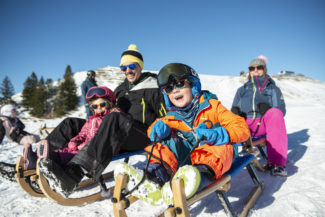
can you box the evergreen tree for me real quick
[0,76,15,105]
[30,77,48,117]
[22,72,38,109]
[54,66,78,116]
[44,78,56,116]
[65,65,72,74]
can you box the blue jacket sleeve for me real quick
[271,86,286,116]
[81,82,88,105]
[232,87,242,109]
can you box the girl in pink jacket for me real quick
[24,86,121,170]
[54,86,121,164]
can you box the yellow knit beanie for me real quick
[120,44,144,69]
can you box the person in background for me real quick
[37,44,166,198]
[231,55,288,177]
[0,104,40,170]
[114,63,250,206]
[81,70,98,118]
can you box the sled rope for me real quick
[122,137,158,198]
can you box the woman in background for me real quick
[231,56,288,177]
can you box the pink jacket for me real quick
[56,108,121,155]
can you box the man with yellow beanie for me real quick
[119,44,144,84]
[36,44,167,198]
[115,44,166,127]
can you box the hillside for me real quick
[1,66,325,217]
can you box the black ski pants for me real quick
[46,112,150,180]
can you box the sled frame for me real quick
[112,153,264,217]
[39,124,54,138]
[15,156,114,199]
[15,156,45,197]
[35,150,145,206]
[243,136,267,171]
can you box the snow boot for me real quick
[114,162,164,206]
[146,163,170,187]
[38,158,84,198]
[161,165,201,206]
[23,144,37,170]
[271,166,287,177]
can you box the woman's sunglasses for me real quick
[161,79,189,95]
[89,101,110,110]
[120,63,137,72]
[249,65,264,72]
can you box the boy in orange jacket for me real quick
[114,63,250,206]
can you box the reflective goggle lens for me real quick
[86,88,107,100]
[120,63,137,72]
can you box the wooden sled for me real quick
[15,156,112,199]
[15,156,45,197]
[112,153,264,217]
[243,136,268,171]
[39,124,54,138]
[36,150,145,206]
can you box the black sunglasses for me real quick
[249,65,264,71]
[161,79,189,95]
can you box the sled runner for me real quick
[16,155,114,199]
[112,152,264,217]
[15,156,45,197]
[36,150,145,206]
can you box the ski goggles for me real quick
[120,63,137,72]
[161,79,189,95]
[158,64,196,87]
[249,65,264,71]
[89,101,110,110]
[86,87,109,100]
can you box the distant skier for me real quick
[81,70,98,118]
[113,63,250,206]
[231,55,288,177]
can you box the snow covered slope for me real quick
[1,67,325,217]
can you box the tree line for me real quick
[0,65,79,118]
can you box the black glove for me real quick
[258,103,271,116]
[231,106,240,115]
[231,106,246,118]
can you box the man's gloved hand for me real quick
[149,120,171,142]
[196,122,229,145]
[258,103,271,116]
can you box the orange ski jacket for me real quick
[146,91,250,178]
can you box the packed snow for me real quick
[1,66,325,217]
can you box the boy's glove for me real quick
[149,120,171,142]
[196,122,229,145]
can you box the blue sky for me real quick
[1,0,324,94]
